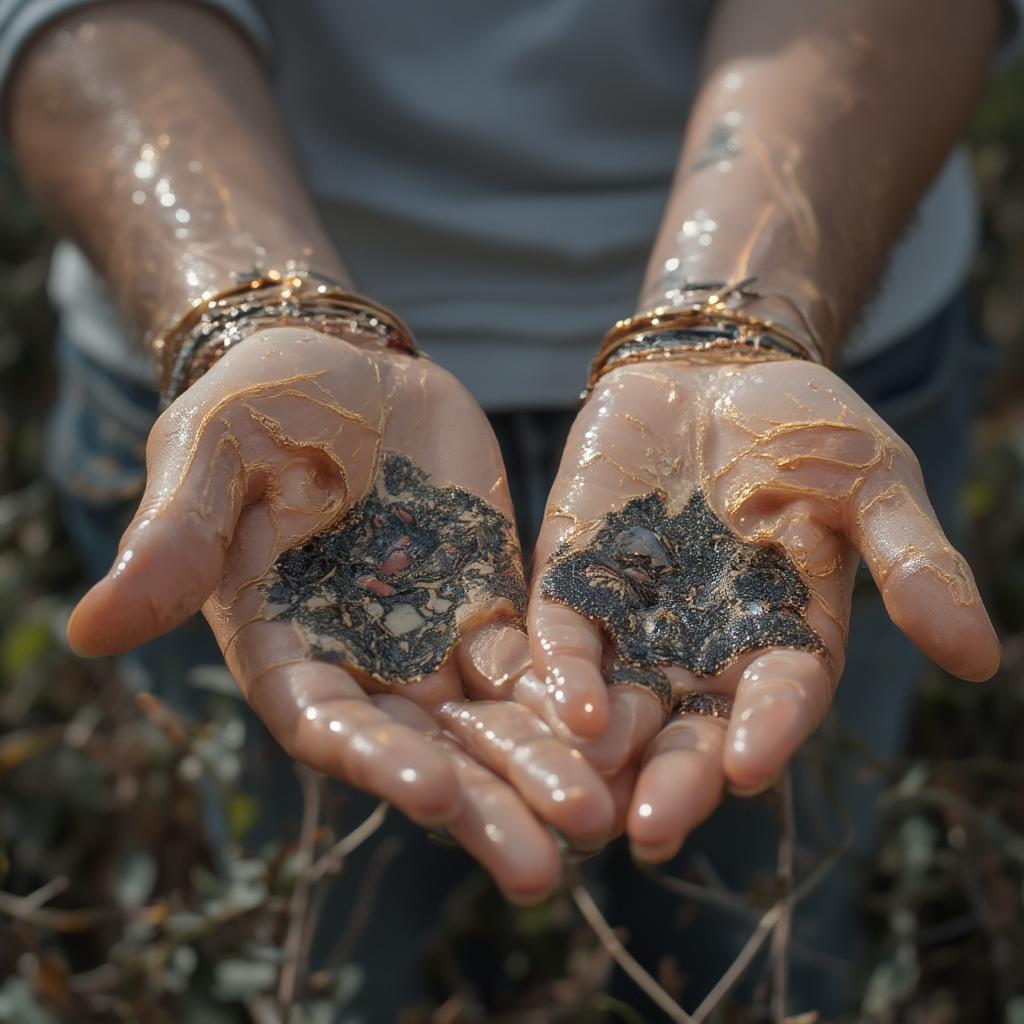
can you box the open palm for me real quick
[526,356,1000,861]
[68,327,613,898]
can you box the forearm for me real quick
[639,0,1000,362]
[7,0,346,345]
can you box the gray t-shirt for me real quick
[1,0,1015,409]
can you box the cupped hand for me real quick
[68,327,614,899]
[526,356,1000,862]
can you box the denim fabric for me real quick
[48,292,993,1019]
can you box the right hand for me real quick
[68,327,615,901]
[523,354,1000,863]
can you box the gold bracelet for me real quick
[149,268,419,404]
[586,289,824,396]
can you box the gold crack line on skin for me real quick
[747,132,818,255]
[770,451,889,471]
[173,371,338,487]
[224,478,297,600]
[238,403,350,506]
[712,409,872,450]
[854,484,971,586]
[300,469,345,516]
[854,481,911,523]
[622,412,655,435]
[723,478,863,517]
[777,140,819,254]
[736,516,845,580]
[195,426,245,523]
[733,200,778,282]
[237,654,313,699]
[541,509,602,554]
[577,451,662,491]
[707,436,882,488]
[809,588,851,649]
[724,416,871,443]
[264,388,380,433]
[777,387,853,424]
[851,482,967,594]
[882,550,977,607]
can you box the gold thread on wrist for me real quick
[149,267,419,405]
[585,279,825,398]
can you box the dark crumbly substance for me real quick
[605,659,673,712]
[263,452,526,684]
[677,691,733,719]
[541,490,823,686]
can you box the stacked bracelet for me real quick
[149,268,419,406]
[585,278,824,398]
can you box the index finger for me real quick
[230,622,461,825]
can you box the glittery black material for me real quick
[263,452,526,684]
[606,660,673,712]
[540,489,823,682]
[677,691,733,719]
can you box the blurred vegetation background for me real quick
[0,50,1023,1024]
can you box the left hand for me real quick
[67,326,615,899]
[524,355,1000,862]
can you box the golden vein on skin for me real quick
[237,400,353,510]
[747,132,818,256]
[731,201,777,285]
[577,451,661,491]
[173,370,344,488]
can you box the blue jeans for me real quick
[48,292,993,1019]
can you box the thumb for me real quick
[68,407,247,656]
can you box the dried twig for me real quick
[637,862,751,918]
[277,767,324,1017]
[643,837,854,975]
[327,836,402,969]
[691,901,784,1023]
[307,800,389,881]
[21,874,69,909]
[135,691,191,750]
[292,799,391,988]
[0,874,117,932]
[771,772,795,1023]
[571,882,695,1024]
[246,996,283,1024]
[691,807,852,1023]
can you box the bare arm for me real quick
[7,2,619,893]
[527,0,1002,859]
[640,0,1000,360]
[7,0,347,343]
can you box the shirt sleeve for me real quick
[0,0,273,108]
